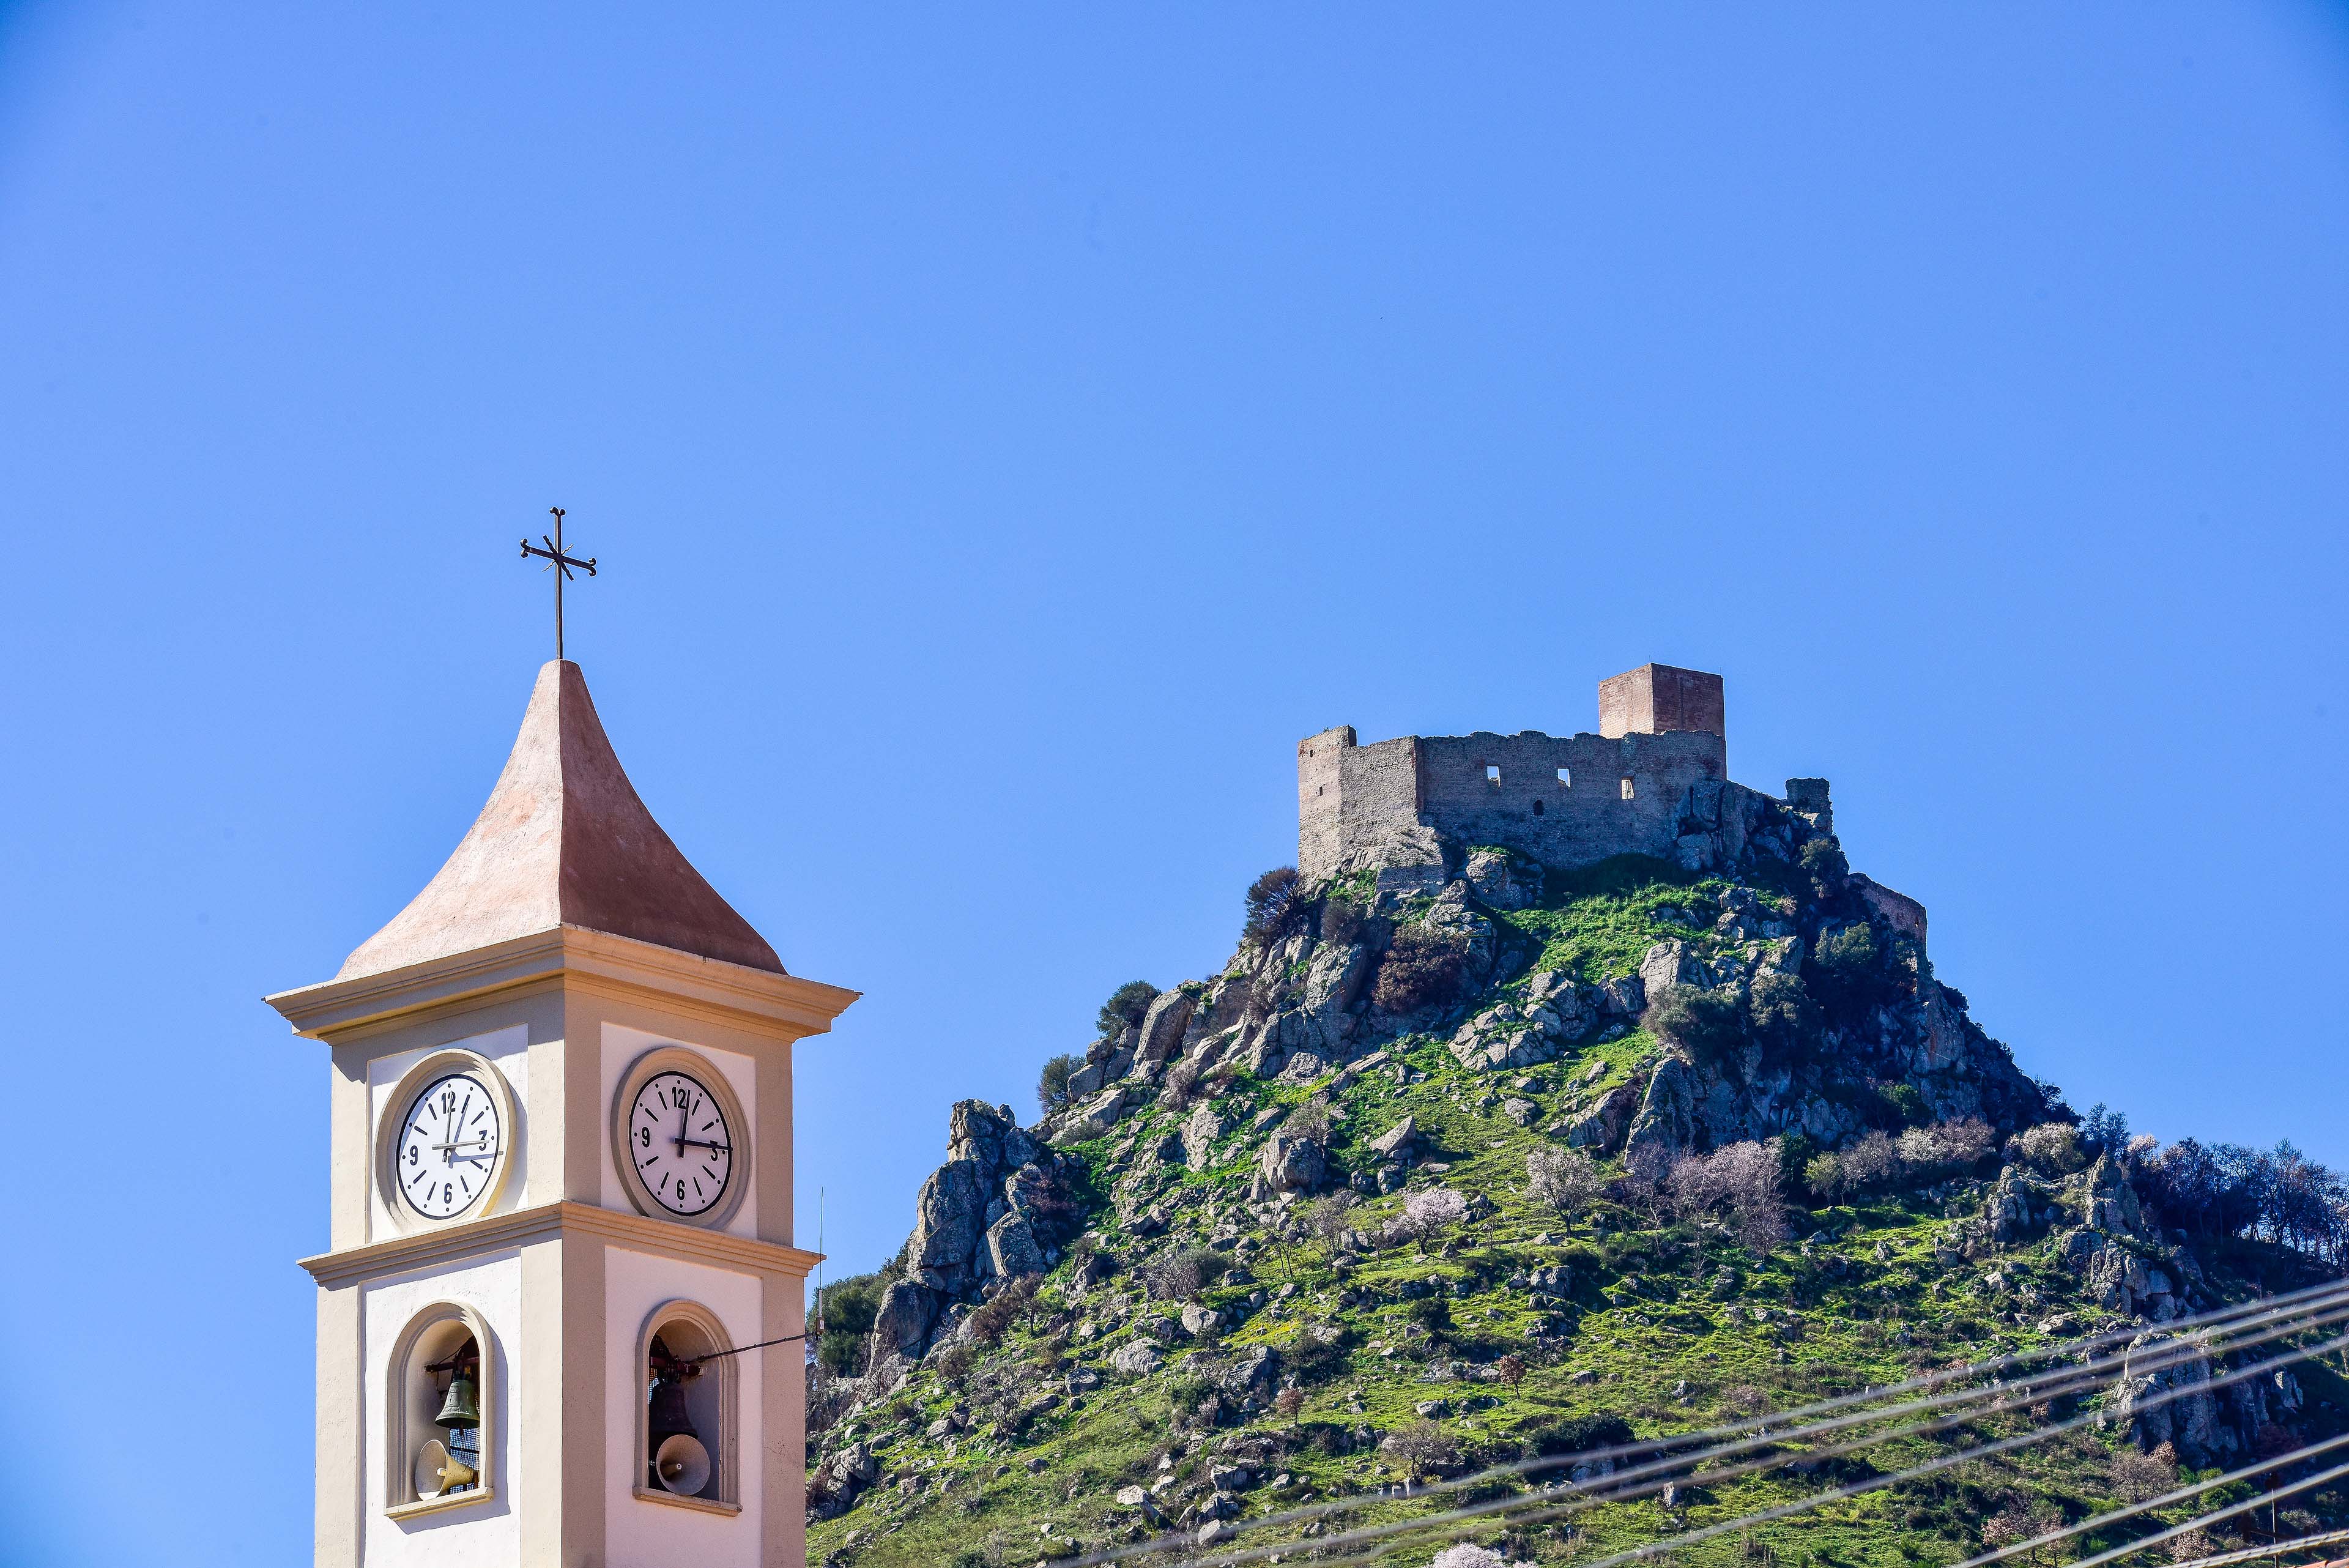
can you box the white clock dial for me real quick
[627,1070,734,1217]
[394,1071,505,1221]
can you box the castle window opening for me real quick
[1620,777,1635,800]
[1557,767,1572,787]
[1532,800,1545,816]
[1484,765,1500,786]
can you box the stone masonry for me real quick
[1300,663,1818,889]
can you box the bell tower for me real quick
[269,660,857,1567]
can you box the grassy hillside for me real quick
[806,861,2349,1568]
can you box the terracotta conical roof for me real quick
[336,661,784,981]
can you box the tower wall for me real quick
[1297,727,1354,883]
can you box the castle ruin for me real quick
[1298,663,1907,924]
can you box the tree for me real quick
[1274,1385,1307,1424]
[1527,1147,1603,1217]
[1304,1192,1361,1260]
[1494,1354,1526,1388]
[1096,981,1159,1039]
[1386,1419,1459,1483]
[1036,1052,1085,1115]
[1242,866,1305,945]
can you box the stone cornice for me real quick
[297,1200,825,1288]
[264,924,859,1042]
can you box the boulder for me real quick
[1638,940,1707,1000]
[985,1211,1048,1280]
[1181,1303,1224,1337]
[869,1279,940,1361]
[1110,1337,1165,1375]
[1464,847,1542,910]
[1502,1098,1538,1127]
[1050,1087,1133,1146]
[1303,940,1378,1020]
[1367,1115,1419,1161]
[1183,1103,1227,1172]
[1258,1127,1328,1192]
[1227,1344,1282,1393]
[1565,1085,1638,1154]
[1136,988,1198,1069]
[1624,1056,1699,1165]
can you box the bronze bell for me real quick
[436,1369,482,1432]
[647,1369,696,1445]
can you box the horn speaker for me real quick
[653,1432,711,1496]
[412,1438,478,1499]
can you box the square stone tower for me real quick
[1598,663,1725,756]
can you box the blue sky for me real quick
[3,5,2347,1562]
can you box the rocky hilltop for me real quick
[806,780,2348,1567]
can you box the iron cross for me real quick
[519,507,597,660]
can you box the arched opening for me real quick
[1532,799,1545,816]
[386,1304,496,1518]
[633,1301,740,1514]
[1620,776,1636,800]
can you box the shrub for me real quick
[1798,834,1849,883]
[1527,1147,1603,1217]
[1097,981,1159,1039]
[1161,1058,1203,1110]
[1304,1192,1359,1256]
[1665,1141,1789,1252]
[1747,970,1819,1046]
[815,1270,889,1377]
[966,1275,1040,1347]
[1373,927,1471,1014]
[1839,1129,1903,1191]
[2112,1444,2176,1503]
[1805,1152,1847,1202]
[1036,1052,1085,1115]
[1286,1101,1333,1144]
[1406,1295,1453,1337]
[1145,1246,1228,1301]
[1878,1082,1929,1128]
[1524,1413,1635,1460]
[1385,1419,1460,1481]
[1288,1331,1353,1385]
[1321,898,1367,945]
[1242,867,1305,945]
[1384,1187,1470,1246]
[2013,1122,2086,1175]
[1645,984,1743,1061]
[1429,1548,1511,1568]
[1809,923,1880,1007]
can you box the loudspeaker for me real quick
[413,1438,478,1500]
[653,1433,712,1496]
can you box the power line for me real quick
[2056,1456,2349,1568]
[1212,1317,2349,1568]
[1950,1431,2349,1568]
[1099,1285,2349,1568]
[2164,1526,2349,1568]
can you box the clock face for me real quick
[626,1070,735,1217]
[394,1071,505,1221]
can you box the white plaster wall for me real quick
[360,1251,524,1568]
[368,1024,530,1243]
[604,1247,764,1568]
[601,1022,759,1237]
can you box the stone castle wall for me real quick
[1297,664,1847,888]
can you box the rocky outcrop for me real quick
[865,1101,1085,1370]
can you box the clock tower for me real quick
[269,660,856,1568]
